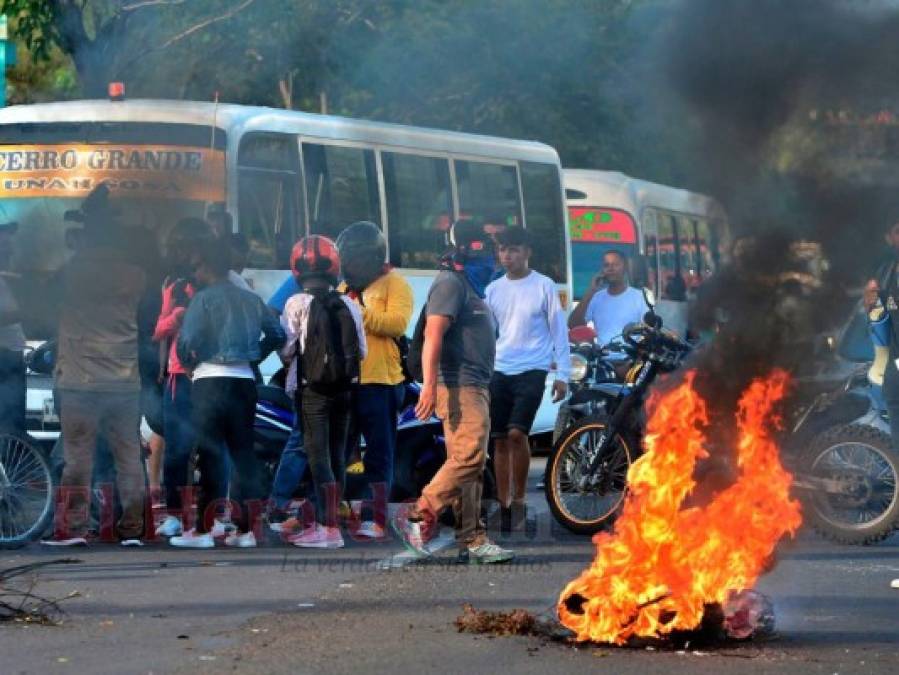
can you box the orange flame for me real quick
[557,369,802,644]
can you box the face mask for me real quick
[462,255,496,298]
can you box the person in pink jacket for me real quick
[152,218,213,541]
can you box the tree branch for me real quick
[158,0,256,51]
[113,0,257,79]
[121,0,187,10]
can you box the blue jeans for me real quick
[270,421,307,512]
[355,383,404,502]
[162,374,195,511]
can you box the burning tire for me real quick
[800,424,899,545]
[544,416,636,535]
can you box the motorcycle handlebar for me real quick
[622,322,692,355]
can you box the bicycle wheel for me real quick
[0,434,54,547]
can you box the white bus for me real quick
[564,169,729,337]
[0,98,571,437]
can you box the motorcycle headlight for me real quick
[569,353,589,382]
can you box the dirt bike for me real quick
[547,302,899,543]
[788,368,899,544]
[550,324,621,445]
[545,293,692,535]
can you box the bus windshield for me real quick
[569,206,637,299]
[0,121,226,337]
[0,122,225,270]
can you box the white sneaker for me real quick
[210,518,238,538]
[120,538,145,547]
[465,540,514,565]
[290,524,344,549]
[356,521,387,540]
[224,531,257,548]
[154,515,183,538]
[169,530,215,549]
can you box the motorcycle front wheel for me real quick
[800,424,899,545]
[544,416,636,535]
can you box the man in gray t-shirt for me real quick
[393,220,512,565]
[425,270,495,387]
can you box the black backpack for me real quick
[300,289,361,390]
[406,306,428,383]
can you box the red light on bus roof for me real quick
[108,82,125,101]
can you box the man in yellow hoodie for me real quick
[337,222,413,539]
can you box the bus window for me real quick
[521,162,567,284]
[657,212,686,302]
[693,219,718,277]
[237,133,301,270]
[454,160,522,230]
[302,143,380,241]
[382,152,452,270]
[677,216,698,291]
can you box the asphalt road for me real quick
[2,458,898,675]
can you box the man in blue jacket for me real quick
[172,238,285,549]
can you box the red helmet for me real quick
[290,235,340,285]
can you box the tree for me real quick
[0,0,687,185]
[0,0,258,96]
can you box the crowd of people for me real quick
[0,191,653,563]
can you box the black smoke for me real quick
[630,0,899,474]
[657,0,899,273]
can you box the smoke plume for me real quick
[631,0,899,471]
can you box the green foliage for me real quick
[0,0,59,60]
[0,0,693,184]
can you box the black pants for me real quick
[0,349,25,435]
[301,387,351,527]
[882,359,899,451]
[192,377,260,533]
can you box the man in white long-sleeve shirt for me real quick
[485,226,570,532]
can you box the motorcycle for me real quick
[787,367,899,545]
[255,380,452,503]
[546,303,899,542]
[544,292,693,534]
[552,325,625,444]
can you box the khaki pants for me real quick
[419,385,489,546]
[57,390,145,539]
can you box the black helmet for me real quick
[448,218,493,259]
[336,221,387,291]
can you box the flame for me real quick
[557,370,802,644]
